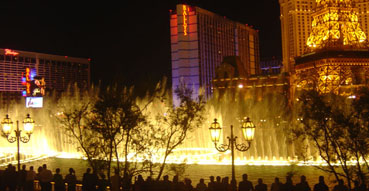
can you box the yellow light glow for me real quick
[2,124,12,134]
[183,5,189,36]
[307,1,368,50]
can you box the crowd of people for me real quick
[0,163,366,191]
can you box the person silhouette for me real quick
[271,177,282,191]
[53,168,64,191]
[255,178,267,191]
[196,178,207,191]
[333,179,348,191]
[65,168,77,191]
[208,176,216,191]
[281,176,295,191]
[239,174,254,191]
[313,176,328,191]
[295,175,311,191]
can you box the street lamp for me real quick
[1,114,35,171]
[209,117,255,191]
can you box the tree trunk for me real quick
[124,131,130,178]
[107,140,113,182]
[114,140,120,174]
[156,153,169,181]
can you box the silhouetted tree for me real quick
[293,88,369,189]
[57,85,107,173]
[88,85,140,180]
[88,80,166,181]
[151,81,206,180]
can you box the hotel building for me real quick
[213,0,369,102]
[279,0,315,73]
[170,4,260,99]
[295,0,369,95]
[279,0,369,73]
[0,48,90,100]
[356,0,369,37]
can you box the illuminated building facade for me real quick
[279,0,369,73]
[214,0,369,101]
[356,0,369,37]
[295,0,369,95]
[260,58,283,75]
[170,4,260,99]
[0,48,90,100]
[212,56,289,100]
[279,0,315,73]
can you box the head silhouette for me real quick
[258,178,263,184]
[216,176,221,182]
[210,176,214,182]
[319,176,324,184]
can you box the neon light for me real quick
[26,68,31,95]
[183,5,189,36]
[30,68,36,80]
[5,49,19,56]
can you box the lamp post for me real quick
[209,117,256,191]
[1,114,35,171]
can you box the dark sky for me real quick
[0,1,281,89]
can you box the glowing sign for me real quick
[30,76,46,97]
[26,68,31,96]
[22,68,44,97]
[5,49,19,56]
[183,5,190,36]
[26,97,43,108]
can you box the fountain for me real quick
[0,86,316,168]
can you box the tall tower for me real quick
[279,0,315,73]
[279,0,369,74]
[306,0,367,49]
[295,0,369,95]
[170,4,260,101]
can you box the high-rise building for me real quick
[279,0,369,73]
[279,0,315,73]
[214,0,369,102]
[0,48,90,99]
[170,4,260,99]
[295,0,369,95]
[356,0,369,36]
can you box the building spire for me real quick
[306,0,368,51]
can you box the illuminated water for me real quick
[0,86,325,187]
[0,88,310,164]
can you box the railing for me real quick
[33,180,110,191]
[34,180,41,191]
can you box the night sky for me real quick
[0,1,281,90]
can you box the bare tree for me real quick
[151,82,206,180]
[57,84,107,173]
